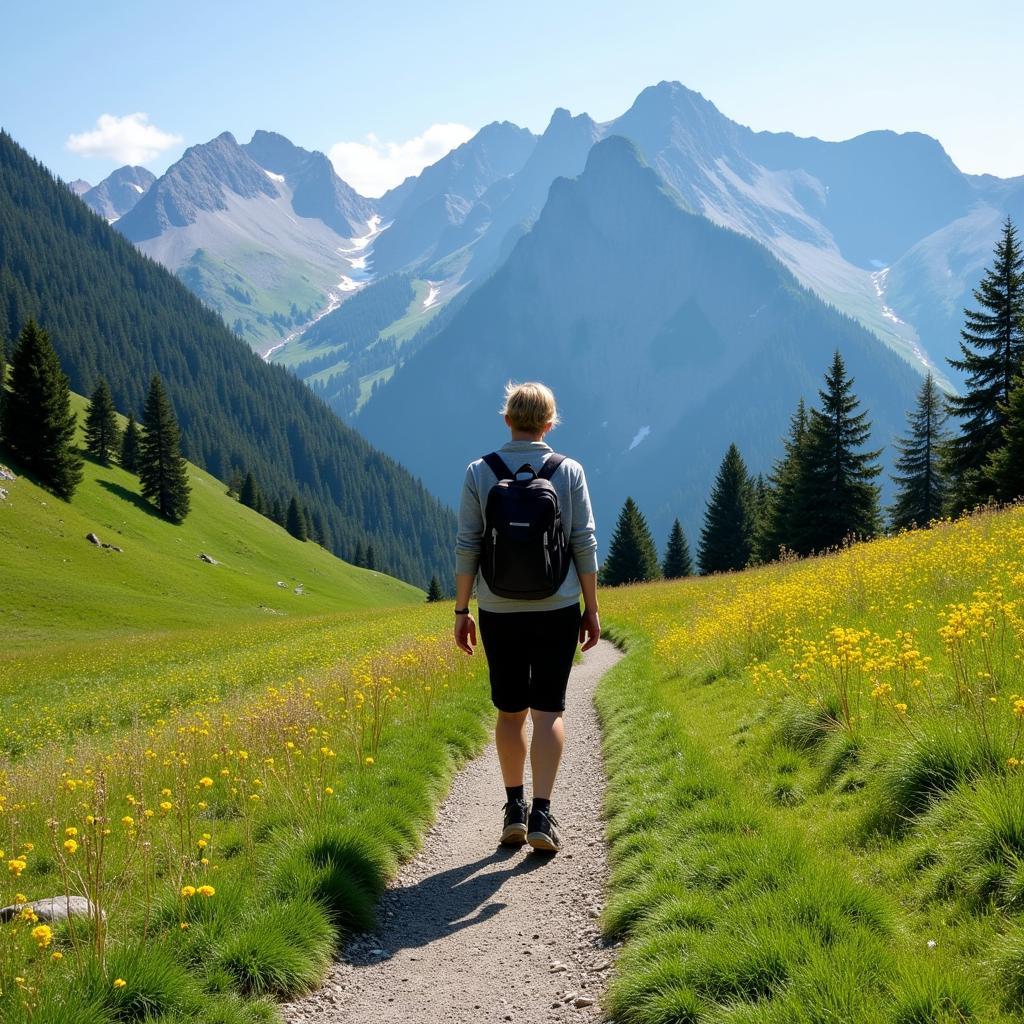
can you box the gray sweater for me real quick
[456,439,599,612]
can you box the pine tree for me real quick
[365,544,376,571]
[426,575,444,602]
[226,467,243,498]
[0,320,83,499]
[756,400,809,563]
[698,444,756,575]
[84,378,120,465]
[138,375,191,523]
[600,497,661,586]
[353,540,366,568]
[945,218,1024,509]
[239,471,261,510]
[120,415,140,472]
[889,373,949,530]
[662,518,693,578]
[310,509,328,547]
[271,497,286,528]
[286,496,308,540]
[986,375,1024,501]
[791,353,882,554]
[0,333,7,437]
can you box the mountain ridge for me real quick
[356,134,922,547]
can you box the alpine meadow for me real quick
[4,6,1024,1023]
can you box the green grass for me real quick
[177,246,336,354]
[0,395,493,1024]
[0,604,493,1024]
[377,279,443,346]
[596,626,1003,1022]
[0,393,420,653]
[597,508,1024,1022]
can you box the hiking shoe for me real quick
[527,807,561,853]
[500,797,529,846]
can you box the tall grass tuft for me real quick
[213,897,334,997]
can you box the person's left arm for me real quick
[453,465,482,654]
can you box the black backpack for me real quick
[479,451,572,599]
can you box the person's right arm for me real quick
[578,571,600,651]
[570,463,601,650]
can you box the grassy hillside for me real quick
[0,598,492,1024]
[598,506,1024,1022]
[0,130,457,588]
[0,393,421,652]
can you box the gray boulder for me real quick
[198,553,218,564]
[86,532,102,546]
[0,895,104,924]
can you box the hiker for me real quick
[454,381,600,853]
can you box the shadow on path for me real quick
[348,844,553,964]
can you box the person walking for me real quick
[454,381,600,853]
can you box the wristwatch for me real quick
[454,606,470,615]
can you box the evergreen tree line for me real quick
[601,218,1024,582]
[0,320,191,522]
[229,466,376,555]
[0,130,455,588]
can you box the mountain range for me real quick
[93,82,1022,389]
[357,135,923,543]
[44,80,1024,549]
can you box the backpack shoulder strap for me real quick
[482,452,514,480]
[537,452,568,481]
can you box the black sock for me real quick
[505,784,524,804]
[531,797,551,814]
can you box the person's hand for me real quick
[454,613,477,655]
[580,607,601,651]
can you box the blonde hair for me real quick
[501,380,561,433]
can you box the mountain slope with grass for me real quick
[0,129,455,588]
[0,393,421,651]
[597,505,1024,1022]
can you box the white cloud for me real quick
[66,113,183,165]
[328,122,474,198]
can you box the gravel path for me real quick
[284,638,623,1024]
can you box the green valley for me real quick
[0,393,420,652]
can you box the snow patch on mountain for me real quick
[871,267,907,325]
[423,283,440,308]
[264,170,286,183]
[628,426,651,451]
[338,215,383,254]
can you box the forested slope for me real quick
[0,130,455,586]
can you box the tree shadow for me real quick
[96,478,160,518]
[0,449,69,502]
[345,845,554,964]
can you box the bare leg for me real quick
[529,709,565,800]
[495,709,529,788]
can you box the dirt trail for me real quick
[284,638,623,1024]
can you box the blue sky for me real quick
[3,0,1022,194]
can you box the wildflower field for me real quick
[596,505,1024,1023]
[9,473,1024,1024]
[0,604,491,1023]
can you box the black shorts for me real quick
[477,602,582,713]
